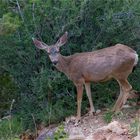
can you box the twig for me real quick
[31,113,38,138]
[9,99,15,139]
[16,0,32,38]
[32,2,42,40]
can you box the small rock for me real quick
[94,120,98,123]
[69,134,85,140]
[134,134,140,140]
[65,116,76,124]
[68,127,85,140]
[96,109,101,114]
[122,104,131,108]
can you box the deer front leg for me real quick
[85,82,95,114]
[76,84,83,121]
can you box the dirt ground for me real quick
[65,107,140,140]
[35,105,140,140]
[19,91,140,140]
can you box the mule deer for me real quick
[32,32,138,121]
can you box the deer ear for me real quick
[32,38,49,50]
[56,32,68,47]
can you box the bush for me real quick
[0,0,140,134]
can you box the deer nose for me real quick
[52,61,58,65]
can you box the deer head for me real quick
[32,32,68,65]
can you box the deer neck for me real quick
[55,54,71,77]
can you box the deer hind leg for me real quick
[85,82,95,114]
[112,84,123,112]
[113,79,132,112]
[76,84,84,121]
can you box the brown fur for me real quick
[56,44,136,83]
[33,32,138,121]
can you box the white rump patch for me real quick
[134,53,138,65]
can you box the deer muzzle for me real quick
[52,61,58,65]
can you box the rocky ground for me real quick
[34,106,140,140]
[19,91,140,140]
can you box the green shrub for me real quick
[0,117,23,140]
[0,71,18,117]
[103,111,114,123]
[0,0,140,136]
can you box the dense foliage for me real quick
[0,0,140,136]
